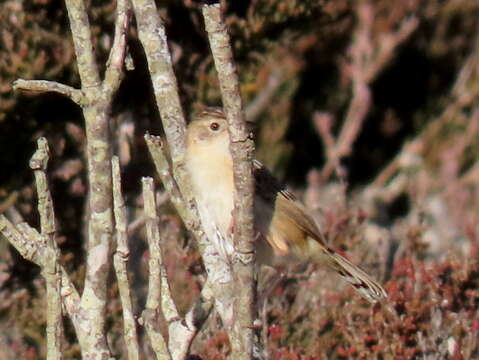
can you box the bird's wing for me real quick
[253,160,325,245]
[253,159,297,202]
[253,160,387,302]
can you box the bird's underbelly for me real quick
[199,188,234,234]
[187,153,235,233]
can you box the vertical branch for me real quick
[104,0,132,98]
[112,156,140,360]
[64,0,101,88]
[141,177,172,359]
[132,0,231,351]
[143,139,215,359]
[64,0,113,323]
[10,0,129,357]
[203,4,258,359]
[130,0,187,168]
[63,0,129,356]
[29,138,63,360]
[131,4,224,303]
[133,1,257,357]
[64,1,113,353]
[144,135,196,232]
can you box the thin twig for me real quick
[12,79,84,105]
[144,136,214,359]
[144,135,194,230]
[319,2,418,182]
[0,215,82,321]
[112,156,140,360]
[245,68,282,123]
[29,138,63,360]
[141,177,172,359]
[104,0,132,99]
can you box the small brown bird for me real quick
[185,107,387,303]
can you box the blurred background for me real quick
[1,0,479,358]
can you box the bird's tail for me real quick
[321,249,387,303]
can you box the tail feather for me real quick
[326,250,387,303]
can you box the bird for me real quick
[184,107,387,303]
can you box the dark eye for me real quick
[210,122,220,131]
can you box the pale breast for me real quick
[186,144,235,236]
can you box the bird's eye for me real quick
[210,122,220,131]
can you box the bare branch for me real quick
[130,0,187,165]
[29,138,63,360]
[203,4,259,359]
[30,138,56,237]
[12,79,84,105]
[142,177,172,359]
[0,215,83,331]
[0,217,44,265]
[132,0,208,262]
[112,156,140,360]
[104,0,132,99]
[144,135,194,229]
[142,177,215,360]
[64,0,101,88]
[8,0,134,357]
[144,136,214,359]
[63,0,124,356]
[245,69,282,123]
[133,2,256,357]
[319,2,418,182]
